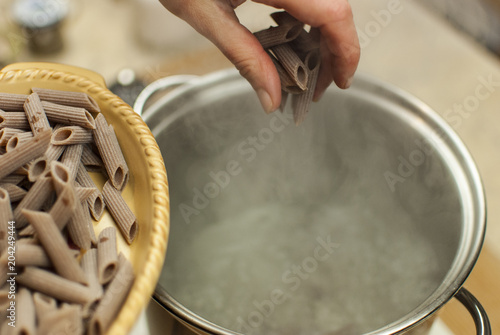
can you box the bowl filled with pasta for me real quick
[0,62,169,335]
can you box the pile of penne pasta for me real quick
[254,11,321,125]
[0,88,137,334]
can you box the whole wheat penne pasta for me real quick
[61,144,83,181]
[41,190,57,213]
[26,144,65,184]
[52,126,93,146]
[280,90,289,113]
[0,110,31,130]
[93,114,129,190]
[41,100,96,129]
[102,181,138,244]
[289,28,321,56]
[38,304,83,335]
[76,186,95,203]
[13,166,29,176]
[51,185,77,230]
[33,293,57,321]
[27,156,49,182]
[82,144,104,169]
[97,227,119,284]
[17,267,93,304]
[18,225,35,237]
[21,184,75,234]
[81,249,104,300]
[26,125,63,182]
[269,52,304,94]
[109,124,130,186]
[271,11,300,26]
[0,129,51,182]
[271,43,308,90]
[0,174,24,185]
[50,161,71,195]
[89,253,135,335]
[13,174,53,228]
[81,249,104,317]
[76,163,105,220]
[45,141,66,161]
[23,92,51,135]
[32,87,100,113]
[68,198,93,250]
[6,131,33,152]
[23,210,88,285]
[84,201,98,246]
[0,127,23,145]
[292,50,321,125]
[14,288,36,335]
[0,92,28,111]
[0,188,12,253]
[0,183,27,202]
[89,189,105,220]
[254,23,303,49]
[14,243,51,267]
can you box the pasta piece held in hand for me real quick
[271,43,308,90]
[254,22,303,49]
[292,50,321,125]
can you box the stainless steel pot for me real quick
[136,69,490,335]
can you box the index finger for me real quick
[252,0,360,90]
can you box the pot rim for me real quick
[150,68,487,335]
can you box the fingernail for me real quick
[344,76,354,89]
[257,89,274,114]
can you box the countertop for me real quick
[3,0,499,333]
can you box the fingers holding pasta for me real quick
[253,0,360,97]
[158,0,359,113]
[158,0,282,113]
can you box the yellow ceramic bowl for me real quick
[0,62,170,335]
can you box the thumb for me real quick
[219,27,281,113]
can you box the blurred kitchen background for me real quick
[1,0,499,334]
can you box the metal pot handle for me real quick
[133,75,198,116]
[455,288,491,335]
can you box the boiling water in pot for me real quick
[154,82,462,334]
[162,202,441,334]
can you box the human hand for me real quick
[158,0,360,113]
